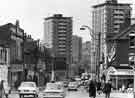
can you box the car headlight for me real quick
[60,92,64,96]
[43,93,47,96]
[30,90,36,93]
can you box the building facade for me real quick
[92,0,132,78]
[44,14,73,79]
[81,41,94,73]
[0,21,24,88]
[72,35,82,64]
[105,24,135,89]
[70,35,82,76]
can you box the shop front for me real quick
[9,64,24,89]
[107,66,134,90]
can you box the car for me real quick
[63,80,69,88]
[18,81,38,98]
[126,87,133,93]
[68,82,78,91]
[42,82,66,98]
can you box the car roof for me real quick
[21,82,36,85]
[21,81,35,83]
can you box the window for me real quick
[129,32,135,48]
[129,55,135,66]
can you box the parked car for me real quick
[126,87,133,93]
[42,82,66,98]
[18,81,38,98]
[63,80,69,88]
[126,84,133,93]
[68,82,78,91]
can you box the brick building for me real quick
[105,24,135,90]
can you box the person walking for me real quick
[0,80,6,98]
[97,80,102,95]
[103,80,112,98]
[121,84,125,93]
[0,80,3,98]
[88,78,96,98]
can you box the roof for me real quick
[45,14,72,20]
[111,24,135,40]
[93,2,131,8]
[0,23,24,33]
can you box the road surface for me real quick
[8,86,133,98]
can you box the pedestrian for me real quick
[121,84,125,93]
[0,80,3,98]
[88,78,96,98]
[27,75,33,81]
[97,80,102,95]
[103,80,112,98]
[0,80,6,98]
[33,74,38,86]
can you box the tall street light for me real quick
[80,25,101,81]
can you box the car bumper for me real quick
[68,87,77,90]
[19,92,37,96]
[43,96,64,98]
[20,94,37,98]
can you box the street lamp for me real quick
[80,25,95,75]
[80,25,94,39]
[80,25,101,81]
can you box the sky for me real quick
[0,0,135,42]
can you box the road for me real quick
[8,86,133,98]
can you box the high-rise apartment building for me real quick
[44,14,72,79]
[92,0,132,72]
[82,41,93,73]
[72,35,82,64]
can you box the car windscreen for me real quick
[46,83,62,90]
[69,82,77,85]
[21,82,36,87]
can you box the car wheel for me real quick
[19,94,24,98]
[36,94,38,98]
[5,94,8,98]
[33,94,38,98]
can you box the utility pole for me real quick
[97,32,101,81]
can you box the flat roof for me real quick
[45,14,72,20]
[93,2,131,8]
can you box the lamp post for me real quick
[51,55,55,81]
[80,25,101,81]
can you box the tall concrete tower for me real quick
[92,1,131,78]
[44,14,73,80]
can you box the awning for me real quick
[107,66,134,76]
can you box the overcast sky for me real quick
[0,0,134,42]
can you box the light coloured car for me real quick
[68,82,78,91]
[126,87,133,93]
[18,82,38,98]
[42,82,66,98]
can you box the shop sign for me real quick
[109,70,134,75]
[117,70,134,75]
